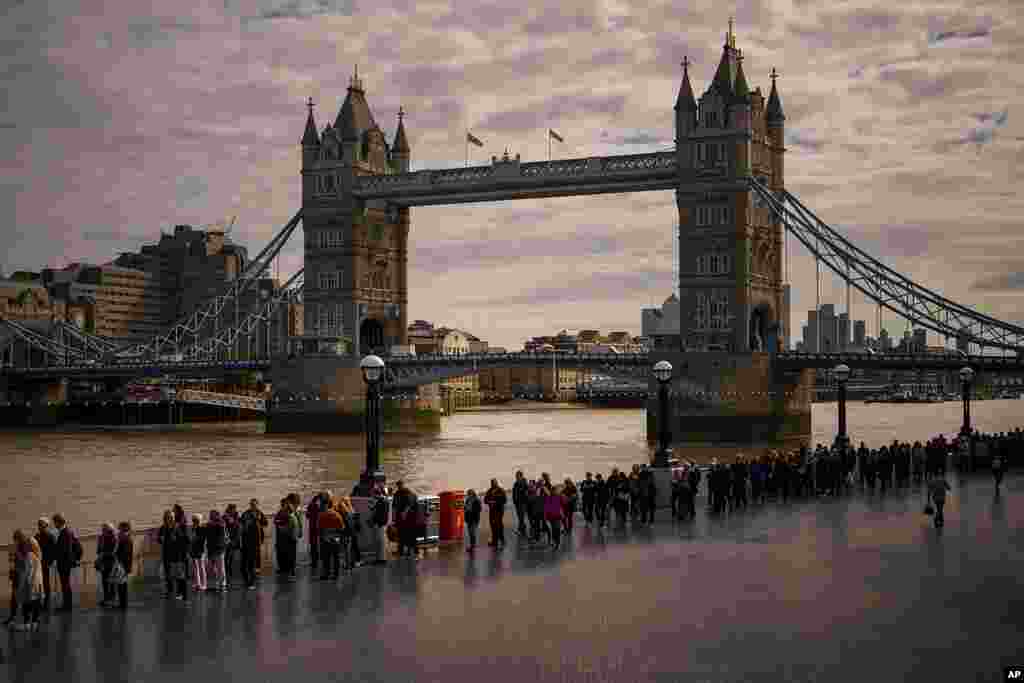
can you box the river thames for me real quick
[0,399,1020,541]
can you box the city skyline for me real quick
[3,1,1023,351]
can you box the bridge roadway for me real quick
[3,351,1023,384]
[2,470,1021,681]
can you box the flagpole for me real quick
[547,127,551,161]
[466,129,469,167]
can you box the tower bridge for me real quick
[3,22,1024,450]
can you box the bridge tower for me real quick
[654,21,810,456]
[674,21,788,353]
[300,68,410,358]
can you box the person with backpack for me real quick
[580,472,596,526]
[544,486,565,549]
[335,497,359,570]
[463,489,483,552]
[369,485,390,565]
[51,513,81,613]
[928,477,952,528]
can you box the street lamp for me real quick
[355,353,385,496]
[652,360,673,468]
[833,363,850,451]
[959,366,974,438]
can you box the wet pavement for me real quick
[4,471,1023,682]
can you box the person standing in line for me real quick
[114,522,133,610]
[10,531,43,632]
[96,523,118,608]
[464,489,483,552]
[34,517,57,611]
[239,499,266,591]
[391,481,415,559]
[594,473,609,527]
[562,478,579,534]
[580,472,596,525]
[368,485,390,565]
[527,482,545,543]
[306,493,325,576]
[317,498,345,580]
[205,510,227,592]
[512,471,529,537]
[992,451,1005,492]
[223,504,241,589]
[157,511,176,598]
[5,542,18,627]
[639,466,656,524]
[484,478,507,550]
[545,486,565,549]
[273,499,296,579]
[928,477,952,528]
[51,513,79,613]
[188,514,207,592]
[170,509,191,602]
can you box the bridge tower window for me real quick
[318,270,341,290]
[695,293,709,330]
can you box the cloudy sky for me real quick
[2,0,1022,350]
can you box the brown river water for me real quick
[1,400,1021,542]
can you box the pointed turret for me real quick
[393,107,409,153]
[675,56,697,112]
[732,55,750,102]
[711,45,734,97]
[336,65,377,147]
[675,57,697,141]
[766,67,785,123]
[301,97,320,146]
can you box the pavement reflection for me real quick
[3,472,1023,682]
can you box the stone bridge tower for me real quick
[674,21,788,353]
[300,68,410,358]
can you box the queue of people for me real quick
[5,427,1019,634]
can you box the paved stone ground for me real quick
[3,471,1023,683]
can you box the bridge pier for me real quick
[265,356,442,434]
[647,351,813,461]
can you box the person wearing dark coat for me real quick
[157,510,177,598]
[464,489,483,551]
[594,474,610,527]
[512,471,529,536]
[392,481,420,559]
[34,517,58,609]
[580,473,596,525]
[483,479,508,549]
[240,499,268,590]
[527,482,545,542]
[223,504,241,587]
[51,513,78,612]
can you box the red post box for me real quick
[439,490,465,543]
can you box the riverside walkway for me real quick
[4,471,1023,682]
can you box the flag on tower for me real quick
[466,131,484,147]
[548,129,564,143]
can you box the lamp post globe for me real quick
[361,354,385,384]
[653,360,673,384]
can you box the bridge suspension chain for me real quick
[750,179,1024,353]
